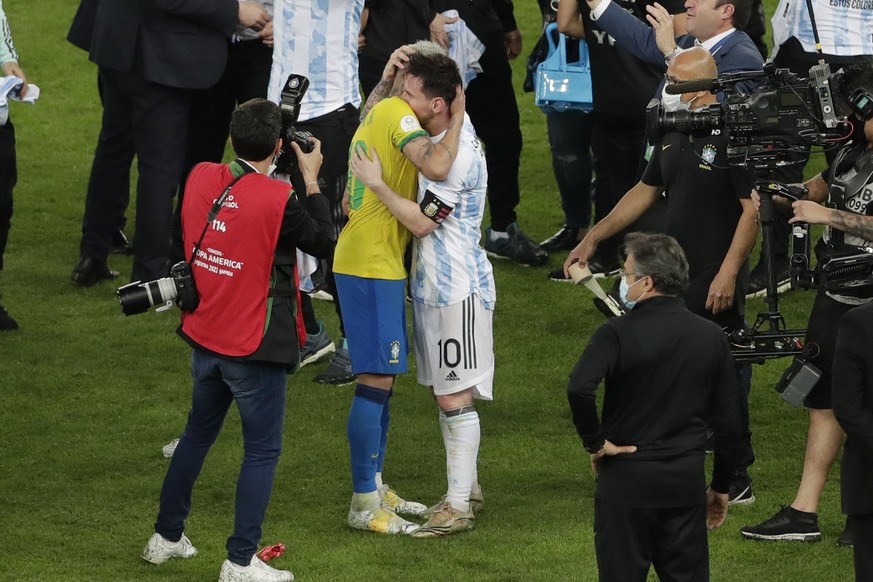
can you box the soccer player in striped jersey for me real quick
[350,41,495,537]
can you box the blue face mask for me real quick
[619,275,646,310]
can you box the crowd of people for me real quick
[2,0,873,581]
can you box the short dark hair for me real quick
[623,232,689,296]
[405,42,462,104]
[716,0,751,29]
[229,98,281,161]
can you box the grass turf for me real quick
[0,0,854,580]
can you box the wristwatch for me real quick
[664,45,682,65]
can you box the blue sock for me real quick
[347,384,390,494]
[377,390,393,474]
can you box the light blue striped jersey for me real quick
[772,0,873,56]
[411,114,496,309]
[268,0,363,121]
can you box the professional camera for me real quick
[648,62,861,171]
[117,261,199,316]
[274,74,315,175]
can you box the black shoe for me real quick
[110,229,133,255]
[540,226,583,252]
[587,257,621,279]
[484,223,549,267]
[746,258,791,299]
[740,505,822,542]
[836,520,854,547]
[547,267,573,282]
[71,256,120,287]
[0,301,18,331]
[728,481,755,505]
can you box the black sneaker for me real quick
[484,223,549,267]
[728,482,755,505]
[587,257,621,279]
[740,506,822,542]
[746,258,791,299]
[314,337,356,386]
[540,226,583,252]
[548,267,573,282]
[110,229,133,255]
[0,301,18,331]
[836,520,853,548]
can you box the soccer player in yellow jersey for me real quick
[335,42,465,535]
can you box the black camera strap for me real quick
[187,170,251,266]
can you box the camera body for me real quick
[648,62,858,171]
[775,350,822,407]
[117,260,200,316]
[274,74,315,175]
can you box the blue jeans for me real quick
[546,109,593,229]
[155,349,287,566]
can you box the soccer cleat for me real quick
[469,484,485,514]
[141,532,198,564]
[740,506,822,542]
[483,223,549,267]
[586,257,621,279]
[746,258,791,299]
[218,555,294,582]
[162,438,180,459]
[314,338,355,385]
[411,501,475,538]
[347,506,419,535]
[379,485,427,517]
[299,322,335,368]
[728,482,755,506]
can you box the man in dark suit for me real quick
[567,232,743,581]
[834,300,873,581]
[587,0,763,99]
[71,0,270,286]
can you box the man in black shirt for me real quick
[568,232,743,581]
[564,46,758,496]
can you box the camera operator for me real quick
[741,67,873,546]
[141,98,334,582]
[564,46,759,504]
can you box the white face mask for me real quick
[661,91,691,113]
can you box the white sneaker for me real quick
[162,438,180,458]
[218,556,294,582]
[141,532,197,564]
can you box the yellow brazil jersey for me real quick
[334,97,428,280]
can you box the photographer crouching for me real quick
[140,98,334,582]
[741,66,873,546]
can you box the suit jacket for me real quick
[67,0,98,52]
[89,0,238,89]
[833,301,873,516]
[596,2,764,99]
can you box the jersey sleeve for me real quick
[641,146,665,187]
[385,98,428,151]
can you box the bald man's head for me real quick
[669,47,717,82]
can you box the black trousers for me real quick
[594,498,709,582]
[850,513,873,582]
[79,67,190,282]
[172,39,273,264]
[293,105,359,337]
[591,111,663,263]
[465,51,523,231]
[0,119,16,272]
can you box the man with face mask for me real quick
[565,45,758,500]
[567,231,743,581]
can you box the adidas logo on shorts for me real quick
[445,370,460,382]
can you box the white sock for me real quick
[489,229,509,240]
[443,409,480,513]
[375,472,384,489]
[350,491,380,512]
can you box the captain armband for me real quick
[419,189,453,224]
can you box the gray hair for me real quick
[623,232,689,296]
